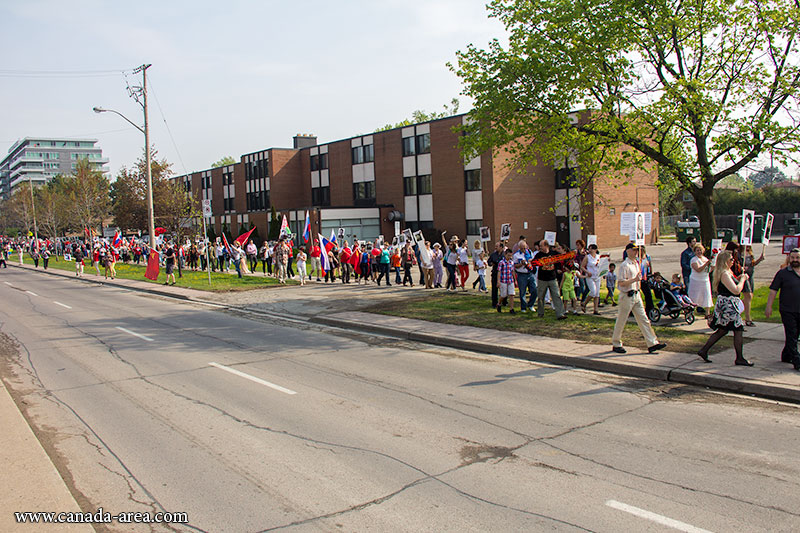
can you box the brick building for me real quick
[174,113,658,249]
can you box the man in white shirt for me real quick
[611,244,667,354]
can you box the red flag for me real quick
[144,250,160,280]
[221,233,233,254]
[234,227,255,246]
[351,247,361,276]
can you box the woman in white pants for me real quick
[581,244,602,315]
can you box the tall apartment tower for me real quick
[0,137,108,199]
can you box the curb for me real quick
[312,315,799,403]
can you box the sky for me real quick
[0,0,506,178]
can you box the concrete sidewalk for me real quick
[0,379,93,532]
[313,311,800,403]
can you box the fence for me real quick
[660,212,799,238]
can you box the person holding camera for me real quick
[611,243,667,354]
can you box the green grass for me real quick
[371,292,738,355]
[14,253,295,292]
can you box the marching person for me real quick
[765,248,800,371]
[611,243,667,354]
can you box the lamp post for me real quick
[93,64,154,250]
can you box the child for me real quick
[560,265,579,314]
[497,249,516,314]
[474,252,487,292]
[604,262,617,306]
[670,273,694,307]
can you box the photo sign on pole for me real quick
[544,231,556,245]
[479,226,491,242]
[762,213,774,245]
[500,223,511,241]
[587,235,597,247]
[740,209,755,245]
[620,212,652,238]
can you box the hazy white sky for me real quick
[0,0,505,178]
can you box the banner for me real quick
[144,250,160,280]
[762,213,774,245]
[530,250,576,267]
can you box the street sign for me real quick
[202,199,212,218]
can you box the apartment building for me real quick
[0,137,108,199]
[175,114,658,249]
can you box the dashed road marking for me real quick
[116,326,154,342]
[606,500,714,533]
[26,290,38,296]
[53,301,73,309]
[208,362,297,395]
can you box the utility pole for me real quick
[28,175,38,242]
[134,63,156,250]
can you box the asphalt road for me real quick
[1,268,799,532]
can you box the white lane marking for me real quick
[606,500,714,533]
[4,281,12,286]
[53,301,73,309]
[208,362,297,395]
[115,326,154,342]
[26,290,38,296]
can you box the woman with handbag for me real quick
[697,251,752,366]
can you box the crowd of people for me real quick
[2,230,798,371]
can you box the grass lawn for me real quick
[372,292,740,355]
[14,254,294,292]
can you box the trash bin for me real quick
[785,217,800,235]
[716,228,735,242]
[676,220,701,241]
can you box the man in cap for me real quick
[611,243,667,354]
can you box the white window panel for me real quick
[462,115,474,126]
[363,135,373,145]
[320,145,328,154]
[352,163,365,183]
[418,194,433,221]
[321,169,329,186]
[416,123,430,135]
[401,126,414,138]
[464,155,481,171]
[266,178,270,190]
[417,153,432,175]
[351,138,362,148]
[404,196,418,222]
[311,147,319,156]
[243,214,249,224]
[403,156,416,177]
[229,184,235,197]
[555,189,567,217]
[246,181,251,193]
[465,191,483,220]
[364,162,374,181]
[311,171,320,188]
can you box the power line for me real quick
[0,68,135,79]
[147,74,189,177]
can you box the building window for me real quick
[310,155,319,171]
[555,167,574,189]
[465,169,481,191]
[403,176,417,196]
[402,137,415,157]
[416,133,431,154]
[363,144,374,162]
[312,186,330,206]
[247,191,269,211]
[417,174,432,195]
[224,198,234,212]
[319,153,328,169]
[466,220,483,235]
[406,221,434,232]
[351,146,363,164]
[353,181,376,206]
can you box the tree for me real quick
[111,147,177,235]
[66,158,111,236]
[2,187,35,236]
[155,178,199,242]
[36,176,71,240]
[452,0,800,246]
[375,98,461,132]
[211,156,236,168]
[749,166,787,189]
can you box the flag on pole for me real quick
[329,229,337,245]
[318,234,331,276]
[321,234,335,253]
[302,211,311,243]
[234,227,255,246]
[280,215,290,238]
[221,233,233,255]
[145,250,160,280]
[112,230,122,248]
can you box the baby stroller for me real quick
[647,279,696,325]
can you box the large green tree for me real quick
[452,0,800,245]
[67,158,111,236]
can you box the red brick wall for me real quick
[327,140,351,206]
[431,117,467,237]
[491,147,556,245]
[270,149,304,211]
[374,129,403,237]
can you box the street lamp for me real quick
[93,64,154,251]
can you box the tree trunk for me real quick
[694,189,717,249]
